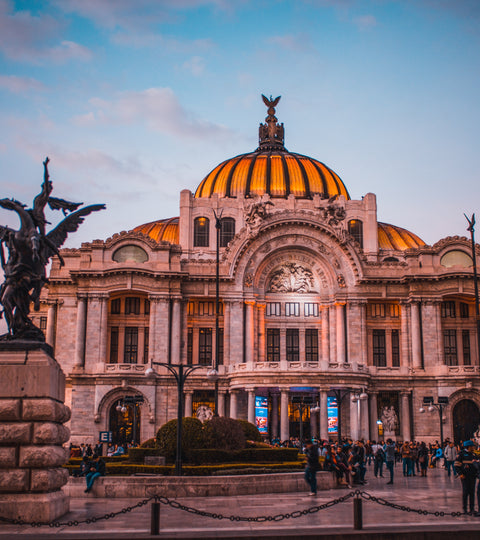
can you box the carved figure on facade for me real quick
[196,405,214,423]
[337,274,346,288]
[0,157,105,341]
[268,262,315,293]
[319,197,346,228]
[244,273,254,287]
[244,196,274,235]
[381,405,398,432]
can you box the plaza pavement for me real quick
[2,464,480,539]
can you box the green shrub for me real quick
[139,437,157,448]
[156,417,205,461]
[128,447,165,463]
[203,417,246,451]
[237,419,262,442]
[187,447,299,464]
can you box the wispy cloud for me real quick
[182,56,206,76]
[267,33,316,53]
[353,14,377,30]
[0,0,92,63]
[0,74,45,93]
[72,87,230,139]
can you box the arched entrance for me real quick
[453,399,480,445]
[109,399,142,445]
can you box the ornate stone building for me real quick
[36,97,480,446]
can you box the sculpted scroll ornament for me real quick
[268,262,315,293]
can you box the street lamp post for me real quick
[146,362,203,475]
[419,396,449,448]
[465,214,480,364]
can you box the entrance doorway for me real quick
[109,399,141,445]
[453,399,480,445]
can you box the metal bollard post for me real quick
[151,501,160,535]
[353,497,363,530]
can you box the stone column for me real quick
[171,298,181,365]
[360,396,369,441]
[369,392,378,441]
[99,296,108,363]
[180,299,189,364]
[336,303,346,364]
[0,346,71,522]
[245,301,255,364]
[319,389,328,441]
[150,297,169,364]
[401,391,411,441]
[218,391,226,417]
[435,302,444,366]
[360,302,368,366]
[257,303,266,363]
[310,406,318,438]
[184,391,193,417]
[271,393,279,439]
[247,388,255,424]
[321,307,329,362]
[350,392,359,441]
[74,294,87,370]
[223,301,231,366]
[280,390,290,442]
[410,301,422,369]
[400,302,410,368]
[229,302,244,365]
[46,303,56,348]
[229,391,238,419]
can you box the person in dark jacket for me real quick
[85,453,106,493]
[304,440,319,496]
[454,440,477,514]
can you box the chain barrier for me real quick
[0,489,468,528]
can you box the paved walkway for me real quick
[2,464,480,538]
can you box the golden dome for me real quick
[195,95,349,200]
[378,222,425,250]
[134,217,179,244]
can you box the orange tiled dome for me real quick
[378,222,425,250]
[134,217,179,244]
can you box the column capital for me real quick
[149,295,170,304]
[244,300,256,307]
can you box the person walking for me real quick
[304,440,320,496]
[385,439,396,484]
[444,441,458,477]
[454,440,477,514]
[401,441,412,476]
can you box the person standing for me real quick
[454,440,477,514]
[418,442,429,477]
[304,440,320,496]
[444,441,458,477]
[385,439,396,484]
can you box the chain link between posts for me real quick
[0,490,467,528]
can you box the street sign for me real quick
[99,431,112,443]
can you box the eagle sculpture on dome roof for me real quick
[261,94,281,108]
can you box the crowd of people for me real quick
[296,436,480,515]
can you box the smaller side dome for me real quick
[134,217,179,244]
[378,222,425,250]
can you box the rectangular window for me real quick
[144,299,150,315]
[199,328,212,365]
[444,329,457,365]
[266,302,281,316]
[39,316,47,330]
[143,328,149,363]
[187,328,193,364]
[187,302,195,316]
[460,302,469,318]
[304,303,319,317]
[371,303,385,318]
[125,297,140,315]
[373,329,386,367]
[111,298,121,314]
[285,302,300,317]
[109,327,119,363]
[286,329,299,361]
[124,327,138,363]
[266,329,280,362]
[305,329,319,362]
[198,301,213,316]
[389,304,400,318]
[441,301,456,318]
[391,329,400,367]
[463,330,471,365]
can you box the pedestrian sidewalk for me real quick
[1,465,480,539]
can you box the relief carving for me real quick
[268,262,315,293]
[244,196,274,235]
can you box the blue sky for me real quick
[0,0,479,247]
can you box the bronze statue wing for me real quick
[45,204,106,252]
[48,197,83,214]
[261,94,271,106]
[261,94,281,107]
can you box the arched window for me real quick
[220,217,235,247]
[194,217,209,247]
[348,219,363,248]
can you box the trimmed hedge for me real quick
[236,419,262,442]
[187,448,299,465]
[128,447,165,463]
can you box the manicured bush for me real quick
[128,447,165,463]
[156,417,205,461]
[139,437,157,448]
[236,419,262,442]
[203,416,246,451]
[187,447,299,464]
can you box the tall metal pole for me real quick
[465,214,480,364]
[438,404,444,449]
[213,210,222,415]
[175,365,184,476]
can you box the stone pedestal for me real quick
[0,342,70,522]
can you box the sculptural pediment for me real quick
[267,262,315,293]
